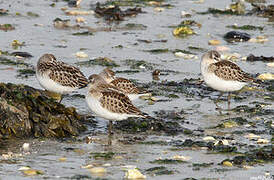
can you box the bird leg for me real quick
[227,92,231,110]
[214,92,224,110]
[108,120,113,146]
[59,95,64,104]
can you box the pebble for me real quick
[181,11,191,18]
[89,167,106,176]
[257,138,269,144]
[23,169,44,176]
[65,10,94,16]
[124,169,146,179]
[266,62,274,67]
[222,161,233,167]
[244,133,261,140]
[22,143,30,152]
[216,46,230,52]
[154,7,164,12]
[172,155,191,161]
[208,39,221,45]
[174,52,198,59]
[76,17,85,23]
[75,51,88,58]
[18,166,31,171]
[58,157,67,162]
[203,136,215,142]
[257,73,274,80]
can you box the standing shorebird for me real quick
[36,54,88,102]
[200,50,256,109]
[86,74,147,144]
[99,68,151,101]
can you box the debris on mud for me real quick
[0,83,89,138]
[53,18,80,30]
[145,166,175,176]
[94,3,143,21]
[76,57,119,67]
[0,24,15,31]
[226,25,264,31]
[198,1,245,15]
[0,9,8,16]
[114,117,191,135]
[16,68,35,78]
[247,54,274,62]
[224,31,251,42]
[10,52,33,58]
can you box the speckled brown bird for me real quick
[200,50,256,108]
[36,54,88,102]
[86,74,147,137]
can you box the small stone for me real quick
[75,51,88,58]
[103,163,111,167]
[181,11,191,18]
[18,166,31,171]
[208,39,221,45]
[222,161,233,167]
[76,17,85,23]
[215,46,230,52]
[124,169,146,179]
[244,133,261,140]
[243,165,253,170]
[249,36,268,43]
[89,167,106,176]
[23,169,44,176]
[81,164,94,169]
[266,62,274,67]
[172,155,191,161]
[258,73,274,80]
[174,52,198,59]
[203,136,215,142]
[65,10,94,16]
[257,138,269,144]
[214,139,229,146]
[223,121,238,128]
[22,143,30,152]
[114,155,123,160]
[154,7,164,12]
[58,157,67,162]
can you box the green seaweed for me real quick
[145,166,174,175]
[90,152,115,160]
[226,25,264,31]
[150,159,187,164]
[72,31,93,36]
[27,11,39,17]
[76,57,119,67]
[144,48,169,54]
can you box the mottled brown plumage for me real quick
[37,54,88,88]
[99,90,144,115]
[208,60,254,82]
[110,78,141,94]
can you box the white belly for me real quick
[204,73,247,92]
[36,72,76,94]
[86,94,139,121]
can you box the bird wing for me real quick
[208,60,254,82]
[48,62,88,88]
[110,78,141,94]
[99,90,144,116]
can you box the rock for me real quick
[247,54,274,62]
[0,83,88,138]
[224,31,251,42]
